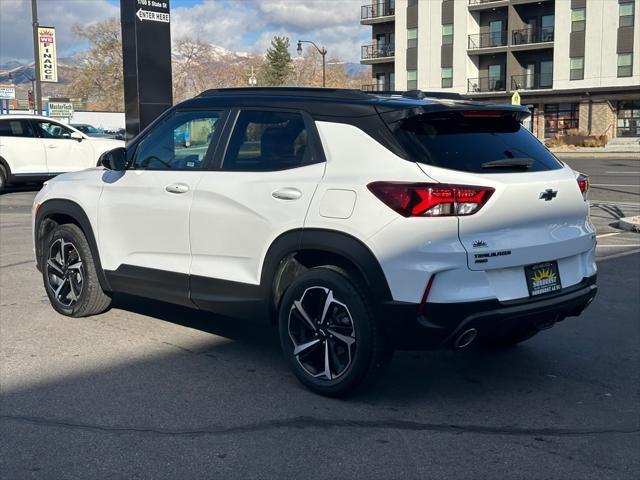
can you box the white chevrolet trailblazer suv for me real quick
[0,115,124,192]
[33,88,597,396]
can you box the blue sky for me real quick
[0,0,369,65]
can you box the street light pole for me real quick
[297,40,327,87]
[31,0,42,115]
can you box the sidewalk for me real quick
[552,148,639,160]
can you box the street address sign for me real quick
[0,86,16,100]
[136,8,170,23]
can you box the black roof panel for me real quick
[179,87,529,119]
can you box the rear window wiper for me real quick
[481,158,534,169]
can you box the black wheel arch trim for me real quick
[35,199,111,291]
[262,228,393,308]
[0,156,11,177]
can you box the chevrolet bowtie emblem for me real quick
[539,189,558,201]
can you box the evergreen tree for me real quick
[263,36,293,86]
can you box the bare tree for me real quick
[68,18,123,111]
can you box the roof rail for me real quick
[198,87,371,100]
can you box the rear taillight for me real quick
[576,173,590,200]
[367,182,494,217]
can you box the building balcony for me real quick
[511,27,554,46]
[512,0,553,5]
[467,76,507,93]
[468,31,508,50]
[360,44,395,64]
[511,73,553,91]
[468,0,509,11]
[361,2,395,24]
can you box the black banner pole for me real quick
[120,0,173,141]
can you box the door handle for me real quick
[272,187,302,200]
[165,183,190,194]
[47,145,57,149]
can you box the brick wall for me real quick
[578,101,617,138]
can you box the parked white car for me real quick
[0,115,124,191]
[32,88,597,397]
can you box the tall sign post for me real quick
[120,0,173,141]
[31,0,42,115]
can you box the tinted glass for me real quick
[0,119,35,138]
[222,111,311,171]
[396,113,563,174]
[133,110,222,170]
[35,121,74,139]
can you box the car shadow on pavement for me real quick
[3,254,638,422]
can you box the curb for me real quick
[553,152,640,160]
[618,216,640,233]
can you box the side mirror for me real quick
[70,131,83,142]
[99,147,127,171]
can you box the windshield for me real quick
[395,113,563,173]
[74,125,102,134]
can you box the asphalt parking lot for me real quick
[1,157,639,479]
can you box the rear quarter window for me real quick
[0,119,35,138]
[395,113,563,173]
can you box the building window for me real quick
[407,70,417,90]
[617,100,640,137]
[389,72,395,91]
[570,57,584,80]
[571,7,586,32]
[408,0,417,6]
[544,103,579,138]
[442,24,453,45]
[618,53,633,77]
[407,28,418,49]
[620,2,634,27]
[441,67,453,88]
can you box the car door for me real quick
[0,118,45,175]
[189,109,326,311]
[97,109,226,306]
[33,119,94,173]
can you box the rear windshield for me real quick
[395,113,563,173]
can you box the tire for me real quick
[278,266,390,397]
[42,223,111,317]
[0,164,7,193]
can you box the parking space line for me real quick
[598,248,640,261]
[591,184,640,187]
[596,232,621,238]
[604,171,640,174]
[597,244,640,247]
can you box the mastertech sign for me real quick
[37,26,58,83]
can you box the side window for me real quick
[133,110,222,170]
[35,120,74,139]
[0,119,35,138]
[222,111,312,172]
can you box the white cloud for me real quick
[258,0,361,30]
[171,1,254,47]
[172,0,369,62]
[0,0,118,64]
[0,0,370,65]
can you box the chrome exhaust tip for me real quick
[454,328,477,349]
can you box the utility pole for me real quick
[31,0,42,115]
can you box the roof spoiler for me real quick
[377,102,531,126]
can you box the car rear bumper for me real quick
[381,275,597,350]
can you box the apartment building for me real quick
[360,0,640,139]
